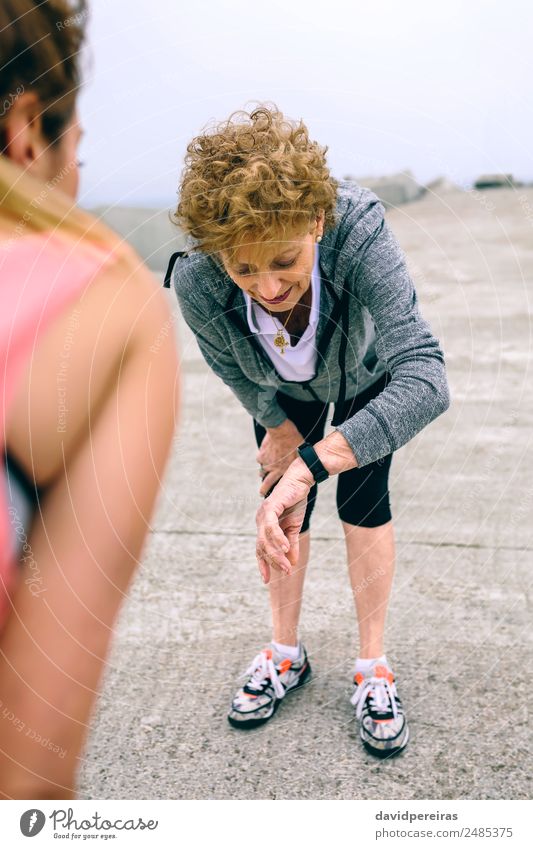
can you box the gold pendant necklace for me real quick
[273,327,289,355]
[271,301,297,355]
[266,240,318,353]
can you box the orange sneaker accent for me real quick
[263,648,272,660]
[354,672,365,685]
[374,665,394,684]
[279,659,293,674]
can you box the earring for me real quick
[316,235,322,243]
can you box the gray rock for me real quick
[343,169,425,207]
[473,173,517,189]
[425,176,463,195]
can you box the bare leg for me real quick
[0,267,178,798]
[269,531,310,646]
[342,520,395,658]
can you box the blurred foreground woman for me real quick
[0,1,179,797]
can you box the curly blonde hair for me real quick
[175,103,338,263]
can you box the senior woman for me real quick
[168,104,450,758]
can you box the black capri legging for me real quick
[253,371,393,533]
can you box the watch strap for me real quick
[297,441,329,484]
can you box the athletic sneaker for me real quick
[350,662,409,757]
[227,643,311,729]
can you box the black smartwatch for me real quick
[297,442,329,484]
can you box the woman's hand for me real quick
[255,458,314,584]
[255,429,358,583]
[257,419,305,496]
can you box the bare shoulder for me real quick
[4,247,178,485]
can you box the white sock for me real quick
[272,640,300,661]
[355,654,388,673]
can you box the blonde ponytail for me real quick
[0,154,128,262]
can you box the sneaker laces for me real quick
[350,668,398,720]
[245,649,286,699]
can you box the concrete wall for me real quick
[88,171,429,270]
[88,205,187,272]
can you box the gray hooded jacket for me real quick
[170,180,450,468]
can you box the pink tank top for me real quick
[0,231,116,630]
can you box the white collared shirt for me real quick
[243,245,321,382]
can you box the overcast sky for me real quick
[78,0,533,208]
